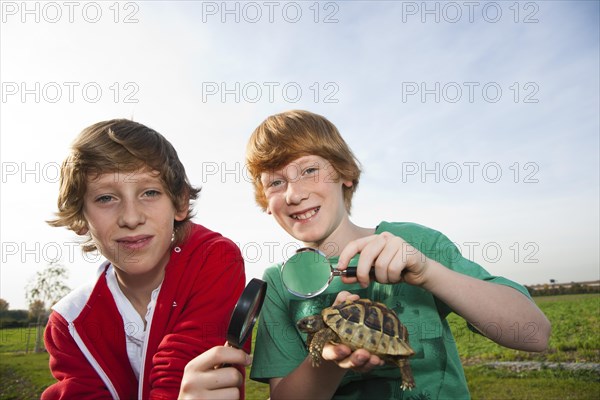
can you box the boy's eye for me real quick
[143,189,160,197]
[95,195,113,203]
[301,166,319,180]
[268,179,284,188]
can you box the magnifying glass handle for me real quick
[342,267,376,278]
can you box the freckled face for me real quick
[81,169,186,278]
[260,155,352,248]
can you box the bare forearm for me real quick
[422,261,551,351]
[270,358,346,400]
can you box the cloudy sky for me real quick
[1,1,598,310]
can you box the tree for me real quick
[0,298,8,312]
[28,299,48,353]
[25,260,71,311]
[28,300,46,321]
[25,261,70,353]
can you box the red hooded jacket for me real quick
[43,223,248,399]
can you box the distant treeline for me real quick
[525,281,600,297]
[0,309,32,328]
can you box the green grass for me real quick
[0,325,51,399]
[246,322,270,399]
[0,352,53,400]
[464,365,600,400]
[448,293,600,364]
[0,326,44,353]
[245,365,269,399]
[1,294,598,399]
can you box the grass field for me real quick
[1,293,599,399]
[449,294,600,363]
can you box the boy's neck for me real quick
[114,267,165,324]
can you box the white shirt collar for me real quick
[105,264,162,378]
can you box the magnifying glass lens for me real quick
[227,278,267,348]
[281,249,332,297]
[239,292,262,341]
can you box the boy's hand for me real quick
[322,344,384,373]
[321,291,384,373]
[332,290,359,306]
[179,346,251,400]
[337,232,430,288]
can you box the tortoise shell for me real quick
[323,298,414,357]
[297,298,416,390]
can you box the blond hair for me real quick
[48,119,200,251]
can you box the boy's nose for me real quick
[285,181,309,205]
[118,200,146,228]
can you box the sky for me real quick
[1,0,599,310]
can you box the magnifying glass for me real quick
[281,247,363,298]
[226,278,267,349]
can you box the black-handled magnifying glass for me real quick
[226,278,267,349]
[281,247,363,298]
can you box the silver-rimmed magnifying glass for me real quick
[281,247,364,298]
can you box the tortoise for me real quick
[297,298,416,390]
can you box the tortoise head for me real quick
[296,315,325,334]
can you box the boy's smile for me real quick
[81,168,186,284]
[261,155,353,250]
[115,234,154,251]
[290,206,320,221]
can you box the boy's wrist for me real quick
[417,257,445,293]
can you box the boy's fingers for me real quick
[206,368,245,387]
[388,251,408,283]
[337,236,372,270]
[180,350,246,399]
[333,291,359,306]
[340,276,358,284]
[322,343,351,361]
[322,345,383,372]
[187,346,252,372]
[179,368,244,399]
[332,349,378,370]
[350,352,384,373]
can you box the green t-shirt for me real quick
[250,221,531,400]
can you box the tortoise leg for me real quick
[397,359,416,390]
[308,329,339,367]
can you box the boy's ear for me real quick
[77,227,88,235]
[343,180,353,188]
[266,207,272,215]
[175,208,187,222]
[174,195,189,221]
